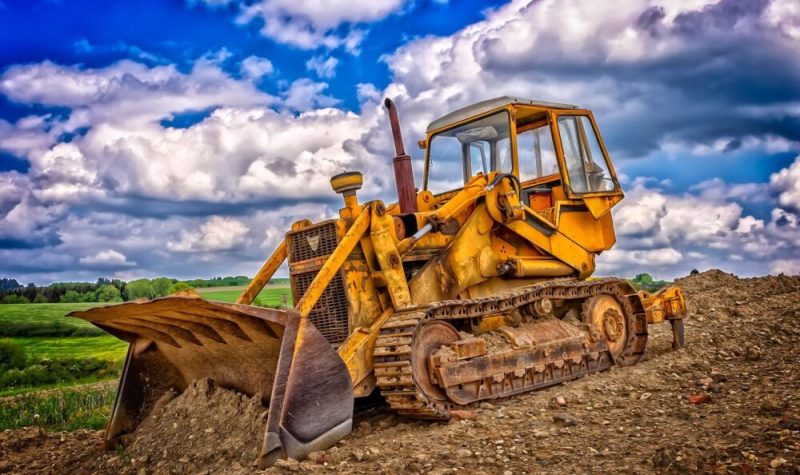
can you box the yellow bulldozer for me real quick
[70,97,687,467]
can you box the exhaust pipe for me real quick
[384,98,418,213]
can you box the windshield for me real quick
[426,111,512,191]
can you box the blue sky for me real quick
[0,0,798,284]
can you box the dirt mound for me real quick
[2,270,799,474]
[114,378,266,474]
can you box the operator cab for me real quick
[422,97,622,222]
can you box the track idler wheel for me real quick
[413,321,460,403]
[583,293,630,363]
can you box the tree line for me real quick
[0,277,186,304]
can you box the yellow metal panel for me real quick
[237,239,287,305]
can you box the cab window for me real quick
[557,116,615,194]
[427,111,511,191]
[517,123,558,181]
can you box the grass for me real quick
[0,282,292,406]
[0,385,116,430]
[9,336,128,362]
[198,285,293,307]
[0,302,104,337]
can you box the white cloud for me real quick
[240,55,274,79]
[2,0,800,283]
[223,0,406,51]
[282,78,339,111]
[770,155,800,213]
[305,55,339,79]
[0,59,275,131]
[79,249,136,267]
[167,216,250,252]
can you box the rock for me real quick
[640,392,652,400]
[710,371,727,383]
[759,399,784,415]
[456,449,473,457]
[450,410,477,420]
[770,457,787,469]
[552,413,578,426]
[744,346,761,361]
[698,377,713,386]
[687,393,712,404]
[274,458,300,468]
[555,395,567,407]
[652,447,675,469]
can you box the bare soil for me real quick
[1,270,798,474]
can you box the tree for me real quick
[32,293,48,303]
[168,282,194,294]
[97,284,122,302]
[124,279,154,300]
[60,290,83,303]
[151,277,174,297]
[80,291,97,302]
[1,294,30,304]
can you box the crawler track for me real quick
[372,278,648,419]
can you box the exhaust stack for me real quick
[384,98,418,213]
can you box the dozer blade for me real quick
[68,296,353,467]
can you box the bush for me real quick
[60,290,82,303]
[1,295,30,304]
[0,386,116,430]
[0,341,26,370]
[0,356,119,390]
[0,322,105,338]
[168,282,194,294]
[96,285,122,302]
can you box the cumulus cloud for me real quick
[240,55,274,80]
[597,175,800,278]
[770,155,800,213]
[2,0,799,282]
[79,249,137,268]
[206,0,407,51]
[305,55,339,79]
[167,216,250,252]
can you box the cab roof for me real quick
[426,96,578,133]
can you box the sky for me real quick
[0,0,798,285]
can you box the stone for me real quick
[552,413,578,426]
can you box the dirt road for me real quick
[1,270,798,474]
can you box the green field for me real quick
[9,336,128,361]
[0,283,291,383]
[197,284,293,306]
[0,282,292,430]
[0,302,99,328]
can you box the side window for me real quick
[496,137,512,173]
[518,124,558,180]
[468,143,489,176]
[557,116,615,194]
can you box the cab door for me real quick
[549,110,623,219]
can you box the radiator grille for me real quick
[288,221,339,263]
[291,270,349,345]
